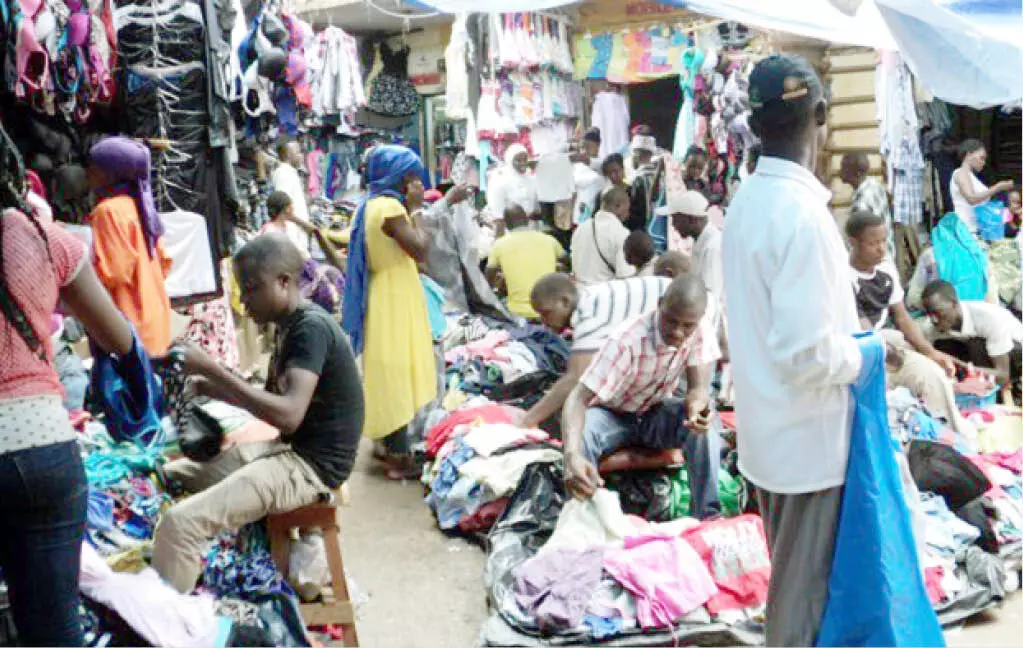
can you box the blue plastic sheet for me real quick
[976,200,1006,242]
[932,214,989,301]
[816,333,944,647]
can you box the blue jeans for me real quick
[0,441,87,646]
[581,398,722,519]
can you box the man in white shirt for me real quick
[270,141,312,251]
[722,55,863,646]
[571,185,634,285]
[664,190,723,301]
[920,280,1023,401]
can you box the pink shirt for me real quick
[0,209,87,399]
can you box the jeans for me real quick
[0,440,88,646]
[581,398,722,519]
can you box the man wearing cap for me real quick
[722,55,863,645]
[626,126,660,231]
[664,190,723,301]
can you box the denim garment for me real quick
[0,440,88,646]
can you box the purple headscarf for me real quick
[89,136,164,256]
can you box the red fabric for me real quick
[458,498,509,533]
[718,411,737,431]
[425,405,518,457]
[680,514,771,614]
[25,170,46,199]
[924,566,946,604]
[983,450,1023,473]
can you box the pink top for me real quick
[0,209,87,399]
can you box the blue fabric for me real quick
[584,615,624,640]
[932,213,989,301]
[816,333,944,648]
[340,144,426,353]
[976,200,1006,242]
[91,331,164,447]
[86,488,114,532]
[421,274,448,340]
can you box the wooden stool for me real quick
[268,489,359,647]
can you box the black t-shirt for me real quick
[267,304,364,488]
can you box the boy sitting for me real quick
[846,209,955,375]
[152,233,364,593]
[624,230,656,277]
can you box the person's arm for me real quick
[905,249,934,311]
[767,215,862,387]
[561,382,605,499]
[519,351,595,428]
[683,362,713,432]
[60,263,133,357]
[288,216,347,272]
[891,302,955,376]
[381,208,430,263]
[956,171,1013,205]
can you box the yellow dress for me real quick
[361,197,437,440]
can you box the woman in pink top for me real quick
[0,123,134,646]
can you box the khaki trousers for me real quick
[152,441,327,593]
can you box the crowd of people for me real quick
[0,45,1021,645]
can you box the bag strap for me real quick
[592,217,616,274]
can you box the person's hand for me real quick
[927,350,957,378]
[565,451,603,500]
[995,179,1015,193]
[181,343,217,377]
[187,375,215,398]
[445,184,472,206]
[683,392,711,433]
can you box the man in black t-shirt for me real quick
[152,233,364,594]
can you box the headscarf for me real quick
[88,136,163,257]
[340,144,425,353]
[503,144,528,175]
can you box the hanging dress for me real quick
[366,42,419,118]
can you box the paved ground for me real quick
[340,437,1021,647]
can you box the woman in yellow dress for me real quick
[342,145,436,479]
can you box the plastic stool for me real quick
[268,488,359,647]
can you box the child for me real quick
[1005,189,1021,238]
[152,233,364,593]
[846,209,956,376]
[486,205,566,319]
[262,190,310,256]
[624,230,656,276]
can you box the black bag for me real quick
[178,404,226,463]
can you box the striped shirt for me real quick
[580,309,721,414]
[571,277,671,353]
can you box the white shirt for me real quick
[692,224,724,301]
[950,168,987,233]
[723,157,863,494]
[270,162,311,252]
[570,211,634,285]
[851,259,905,332]
[920,300,1023,358]
[570,277,670,353]
[487,168,538,220]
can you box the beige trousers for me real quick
[152,441,327,593]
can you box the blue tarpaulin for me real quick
[816,333,944,647]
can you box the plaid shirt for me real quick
[580,309,721,414]
[852,177,896,260]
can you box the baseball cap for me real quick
[656,191,710,217]
[748,54,822,110]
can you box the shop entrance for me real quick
[628,77,683,151]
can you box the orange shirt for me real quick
[90,195,173,355]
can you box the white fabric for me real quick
[487,160,538,219]
[227,0,247,100]
[852,259,905,332]
[461,423,547,457]
[534,153,575,203]
[80,543,220,647]
[573,162,607,225]
[311,27,365,116]
[950,168,988,233]
[160,210,217,299]
[423,0,575,11]
[539,488,633,554]
[444,13,471,120]
[570,277,671,353]
[25,191,53,225]
[723,157,862,494]
[920,300,1023,358]
[590,92,630,160]
[457,447,562,497]
[692,224,724,302]
[571,211,634,285]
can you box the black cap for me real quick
[583,127,601,143]
[748,54,822,110]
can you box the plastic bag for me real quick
[976,200,1005,242]
[816,334,944,647]
[288,532,330,602]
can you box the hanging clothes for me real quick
[366,42,419,118]
[445,13,472,120]
[590,91,630,160]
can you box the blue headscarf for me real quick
[341,144,426,353]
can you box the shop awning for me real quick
[873,0,1023,108]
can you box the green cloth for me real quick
[987,239,1021,307]
[668,467,743,519]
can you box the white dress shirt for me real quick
[692,223,724,301]
[571,211,634,285]
[723,157,863,494]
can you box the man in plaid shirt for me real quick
[560,275,722,519]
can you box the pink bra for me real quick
[12,0,51,100]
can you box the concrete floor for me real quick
[339,437,1022,648]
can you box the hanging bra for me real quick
[11,0,51,100]
[243,61,276,118]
